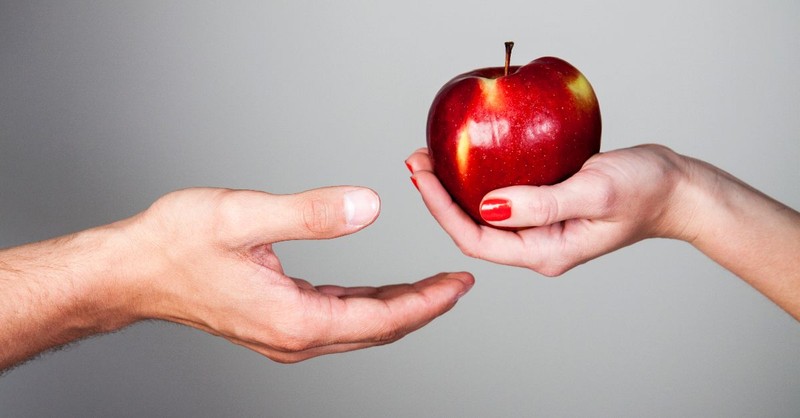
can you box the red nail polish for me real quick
[405,161,414,174]
[410,176,419,191]
[480,199,511,221]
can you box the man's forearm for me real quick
[0,225,137,371]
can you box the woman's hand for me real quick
[407,144,800,319]
[406,144,688,275]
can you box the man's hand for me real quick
[0,187,474,369]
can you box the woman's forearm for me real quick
[677,156,800,319]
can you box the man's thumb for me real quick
[268,186,380,241]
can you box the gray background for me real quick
[1,1,799,417]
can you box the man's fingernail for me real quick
[480,198,511,221]
[344,189,380,227]
[456,279,474,300]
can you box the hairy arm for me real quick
[0,224,140,370]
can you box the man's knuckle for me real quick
[302,198,333,234]
[275,333,313,352]
[537,264,567,277]
[374,326,402,344]
[270,352,303,364]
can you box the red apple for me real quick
[426,42,601,226]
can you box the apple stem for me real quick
[504,41,514,76]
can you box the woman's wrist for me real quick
[631,145,706,243]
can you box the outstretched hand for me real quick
[406,144,692,276]
[0,186,474,369]
[124,187,474,363]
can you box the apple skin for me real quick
[426,56,601,226]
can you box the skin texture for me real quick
[407,144,800,320]
[0,186,474,370]
[426,57,601,225]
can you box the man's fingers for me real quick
[315,285,379,298]
[322,272,474,346]
[222,186,381,244]
[243,340,380,364]
[238,272,475,363]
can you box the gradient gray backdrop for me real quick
[1,1,799,417]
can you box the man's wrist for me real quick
[0,223,144,369]
[39,224,144,336]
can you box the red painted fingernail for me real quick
[410,176,419,191]
[405,161,414,174]
[480,199,511,221]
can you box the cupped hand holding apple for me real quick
[407,142,800,321]
[416,43,683,275]
[407,144,691,276]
